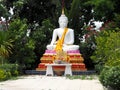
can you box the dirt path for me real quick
[0,75,104,90]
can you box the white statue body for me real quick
[47,14,79,51]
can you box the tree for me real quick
[91,28,120,72]
[0,31,13,65]
[31,19,55,66]
[16,0,56,25]
[3,0,120,69]
[8,18,36,69]
[10,0,94,42]
[0,0,11,18]
[86,0,120,21]
[67,0,93,43]
[1,0,94,45]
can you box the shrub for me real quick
[0,64,19,79]
[0,69,11,81]
[94,63,104,74]
[99,66,109,86]
[91,31,120,74]
[0,69,7,81]
[99,66,120,90]
[8,18,36,70]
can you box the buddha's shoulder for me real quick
[54,28,74,31]
[54,28,60,30]
[68,28,74,31]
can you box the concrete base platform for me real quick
[25,70,96,75]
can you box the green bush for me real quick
[94,63,104,74]
[0,64,20,81]
[99,66,120,90]
[0,69,7,81]
[8,18,36,69]
[0,69,11,81]
[99,66,109,86]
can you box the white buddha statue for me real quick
[46,13,79,51]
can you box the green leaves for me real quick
[99,66,120,89]
[7,18,36,69]
[8,19,27,40]
[26,39,35,49]
[31,19,55,56]
[0,31,13,65]
[0,3,10,18]
[0,31,13,58]
[91,30,120,68]
[86,0,115,21]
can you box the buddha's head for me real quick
[58,14,68,28]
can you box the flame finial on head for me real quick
[62,0,65,15]
[59,0,68,23]
[62,8,64,15]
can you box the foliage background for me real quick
[0,0,120,71]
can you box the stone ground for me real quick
[0,75,104,90]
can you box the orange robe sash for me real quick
[55,28,68,51]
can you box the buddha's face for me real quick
[58,15,68,28]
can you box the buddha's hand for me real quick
[50,41,57,45]
[63,44,67,47]
[54,41,57,45]
[50,43,53,45]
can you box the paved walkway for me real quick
[0,75,104,90]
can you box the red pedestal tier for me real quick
[36,63,87,71]
[36,50,87,71]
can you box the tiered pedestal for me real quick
[36,50,87,72]
[45,64,72,76]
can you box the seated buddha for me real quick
[46,13,79,51]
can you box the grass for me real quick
[66,75,98,80]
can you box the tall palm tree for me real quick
[0,31,13,65]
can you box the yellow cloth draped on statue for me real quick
[55,28,68,51]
